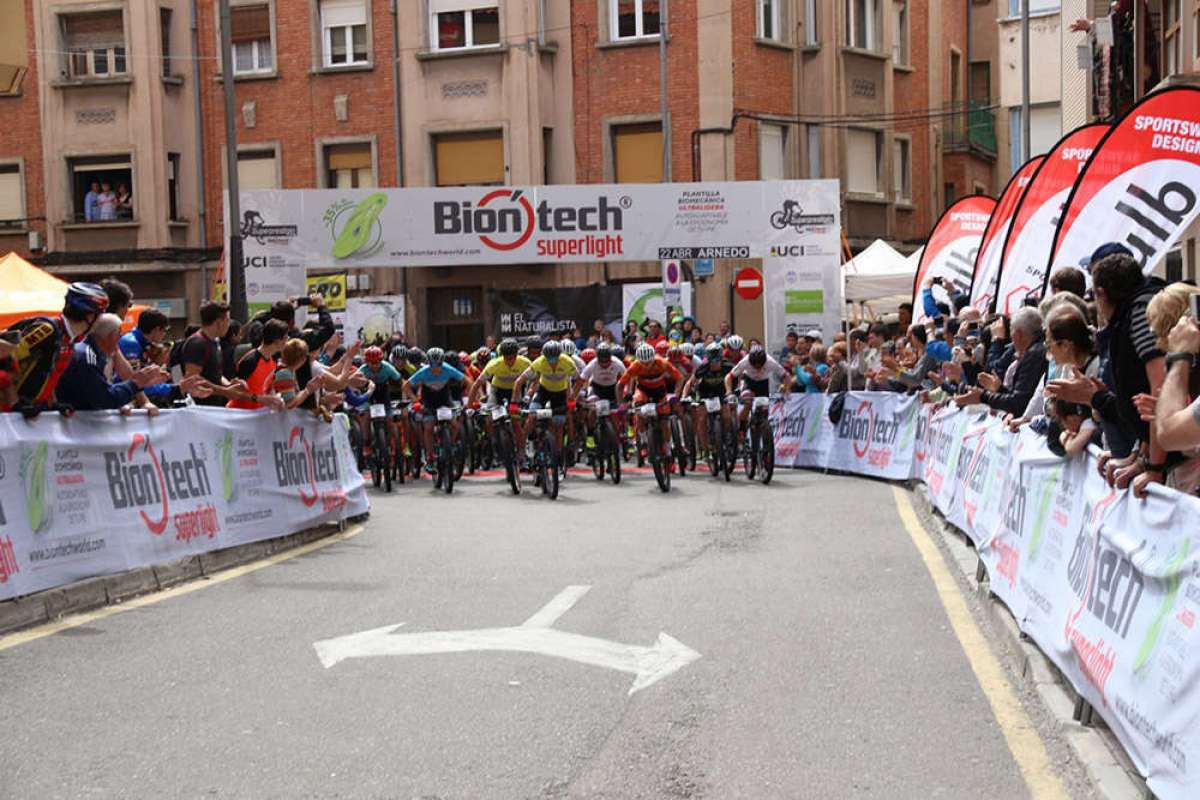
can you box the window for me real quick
[969,61,990,103]
[61,10,127,78]
[950,49,961,105]
[431,0,499,50]
[758,0,780,41]
[167,153,182,221]
[230,4,273,74]
[237,148,279,189]
[611,0,660,41]
[434,131,504,186]
[323,142,375,188]
[1007,0,1060,15]
[893,137,911,203]
[845,0,878,50]
[1165,0,1182,76]
[0,163,24,229]
[321,0,368,65]
[846,129,882,196]
[892,0,908,65]
[0,0,28,95]
[612,122,663,183]
[804,0,818,45]
[807,124,822,178]
[759,123,787,180]
[68,155,133,223]
[160,8,172,77]
[1009,103,1061,165]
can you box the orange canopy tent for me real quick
[0,252,69,329]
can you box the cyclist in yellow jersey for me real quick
[512,340,580,459]
[467,339,531,456]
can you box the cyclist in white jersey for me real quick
[725,346,792,429]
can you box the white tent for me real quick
[843,239,912,303]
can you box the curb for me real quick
[0,517,364,637]
[909,484,1153,800]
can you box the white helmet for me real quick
[635,343,655,363]
[560,339,577,356]
[727,334,744,351]
[680,342,694,358]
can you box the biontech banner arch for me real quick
[910,195,995,324]
[993,123,1108,315]
[1049,87,1200,283]
[969,156,1044,311]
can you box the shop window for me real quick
[321,0,368,66]
[231,3,273,74]
[323,142,375,188]
[431,0,500,50]
[0,163,24,229]
[434,130,505,186]
[612,123,663,183]
[611,0,660,41]
[237,147,279,189]
[68,155,133,223]
[846,129,882,196]
[61,10,127,78]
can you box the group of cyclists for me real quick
[348,331,792,496]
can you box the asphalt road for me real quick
[0,467,1097,800]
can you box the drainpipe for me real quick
[190,0,209,291]
[391,0,407,301]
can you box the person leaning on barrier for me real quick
[56,314,167,413]
[954,307,1046,414]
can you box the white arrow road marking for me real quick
[312,585,701,695]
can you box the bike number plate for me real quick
[491,407,508,421]
[369,403,387,420]
[436,407,454,421]
[753,396,770,411]
[639,403,658,418]
[536,408,554,420]
[704,397,721,413]
[594,400,610,416]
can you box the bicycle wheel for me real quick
[547,445,560,500]
[607,422,622,485]
[684,413,698,471]
[440,425,455,494]
[650,425,671,493]
[671,417,688,477]
[706,415,721,477]
[592,423,606,480]
[497,425,520,494]
[759,421,775,485]
[373,425,389,491]
[722,423,736,482]
[746,423,759,481]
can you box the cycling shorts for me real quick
[696,381,725,400]
[589,382,618,402]
[634,384,669,405]
[531,386,568,414]
[487,385,514,406]
[741,378,770,398]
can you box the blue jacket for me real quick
[117,328,172,401]
[921,286,965,321]
[57,337,139,411]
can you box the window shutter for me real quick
[320,0,366,28]
[237,151,278,189]
[434,131,505,186]
[325,143,372,170]
[613,124,663,183]
[230,5,271,43]
[846,129,879,194]
[0,167,23,222]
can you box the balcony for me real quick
[943,103,997,157]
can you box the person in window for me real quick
[115,182,133,218]
[83,182,100,222]
[96,182,118,221]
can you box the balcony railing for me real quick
[943,102,997,156]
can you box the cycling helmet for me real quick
[668,345,683,361]
[407,348,425,365]
[581,348,596,364]
[542,340,562,361]
[474,347,491,365]
[727,334,744,351]
[458,351,470,364]
[499,338,520,357]
[671,315,684,327]
[668,329,684,343]
[65,282,109,315]
[525,337,544,352]
[560,339,577,356]
[706,342,723,359]
[654,340,670,356]
[611,345,625,361]
[427,347,445,366]
[596,343,612,362]
[635,344,655,363]
[748,347,767,368]
[364,346,384,365]
[445,352,462,371]
[390,345,407,362]
[681,343,694,358]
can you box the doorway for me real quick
[427,286,484,351]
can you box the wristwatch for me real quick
[1165,352,1195,371]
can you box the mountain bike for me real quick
[368,401,393,493]
[432,405,459,494]
[488,403,522,495]
[526,407,560,500]
[698,396,727,480]
[590,398,622,485]
[743,395,776,485]
[637,400,671,493]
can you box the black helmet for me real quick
[444,352,461,371]
[390,345,407,362]
[525,337,544,352]
[499,338,519,357]
[408,348,425,365]
[706,342,723,359]
[596,343,612,361]
[611,345,625,361]
[748,347,767,368]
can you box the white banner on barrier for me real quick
[0,409,368,602]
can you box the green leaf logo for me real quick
[1134,538,1190,673]
[218,431,235,503]
[20,442,50,533]
[1027,465,1061,561]
[329,193,387,259]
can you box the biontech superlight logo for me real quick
[433,190,626,259]
[104,435,213,537]
[273,427,340,507]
